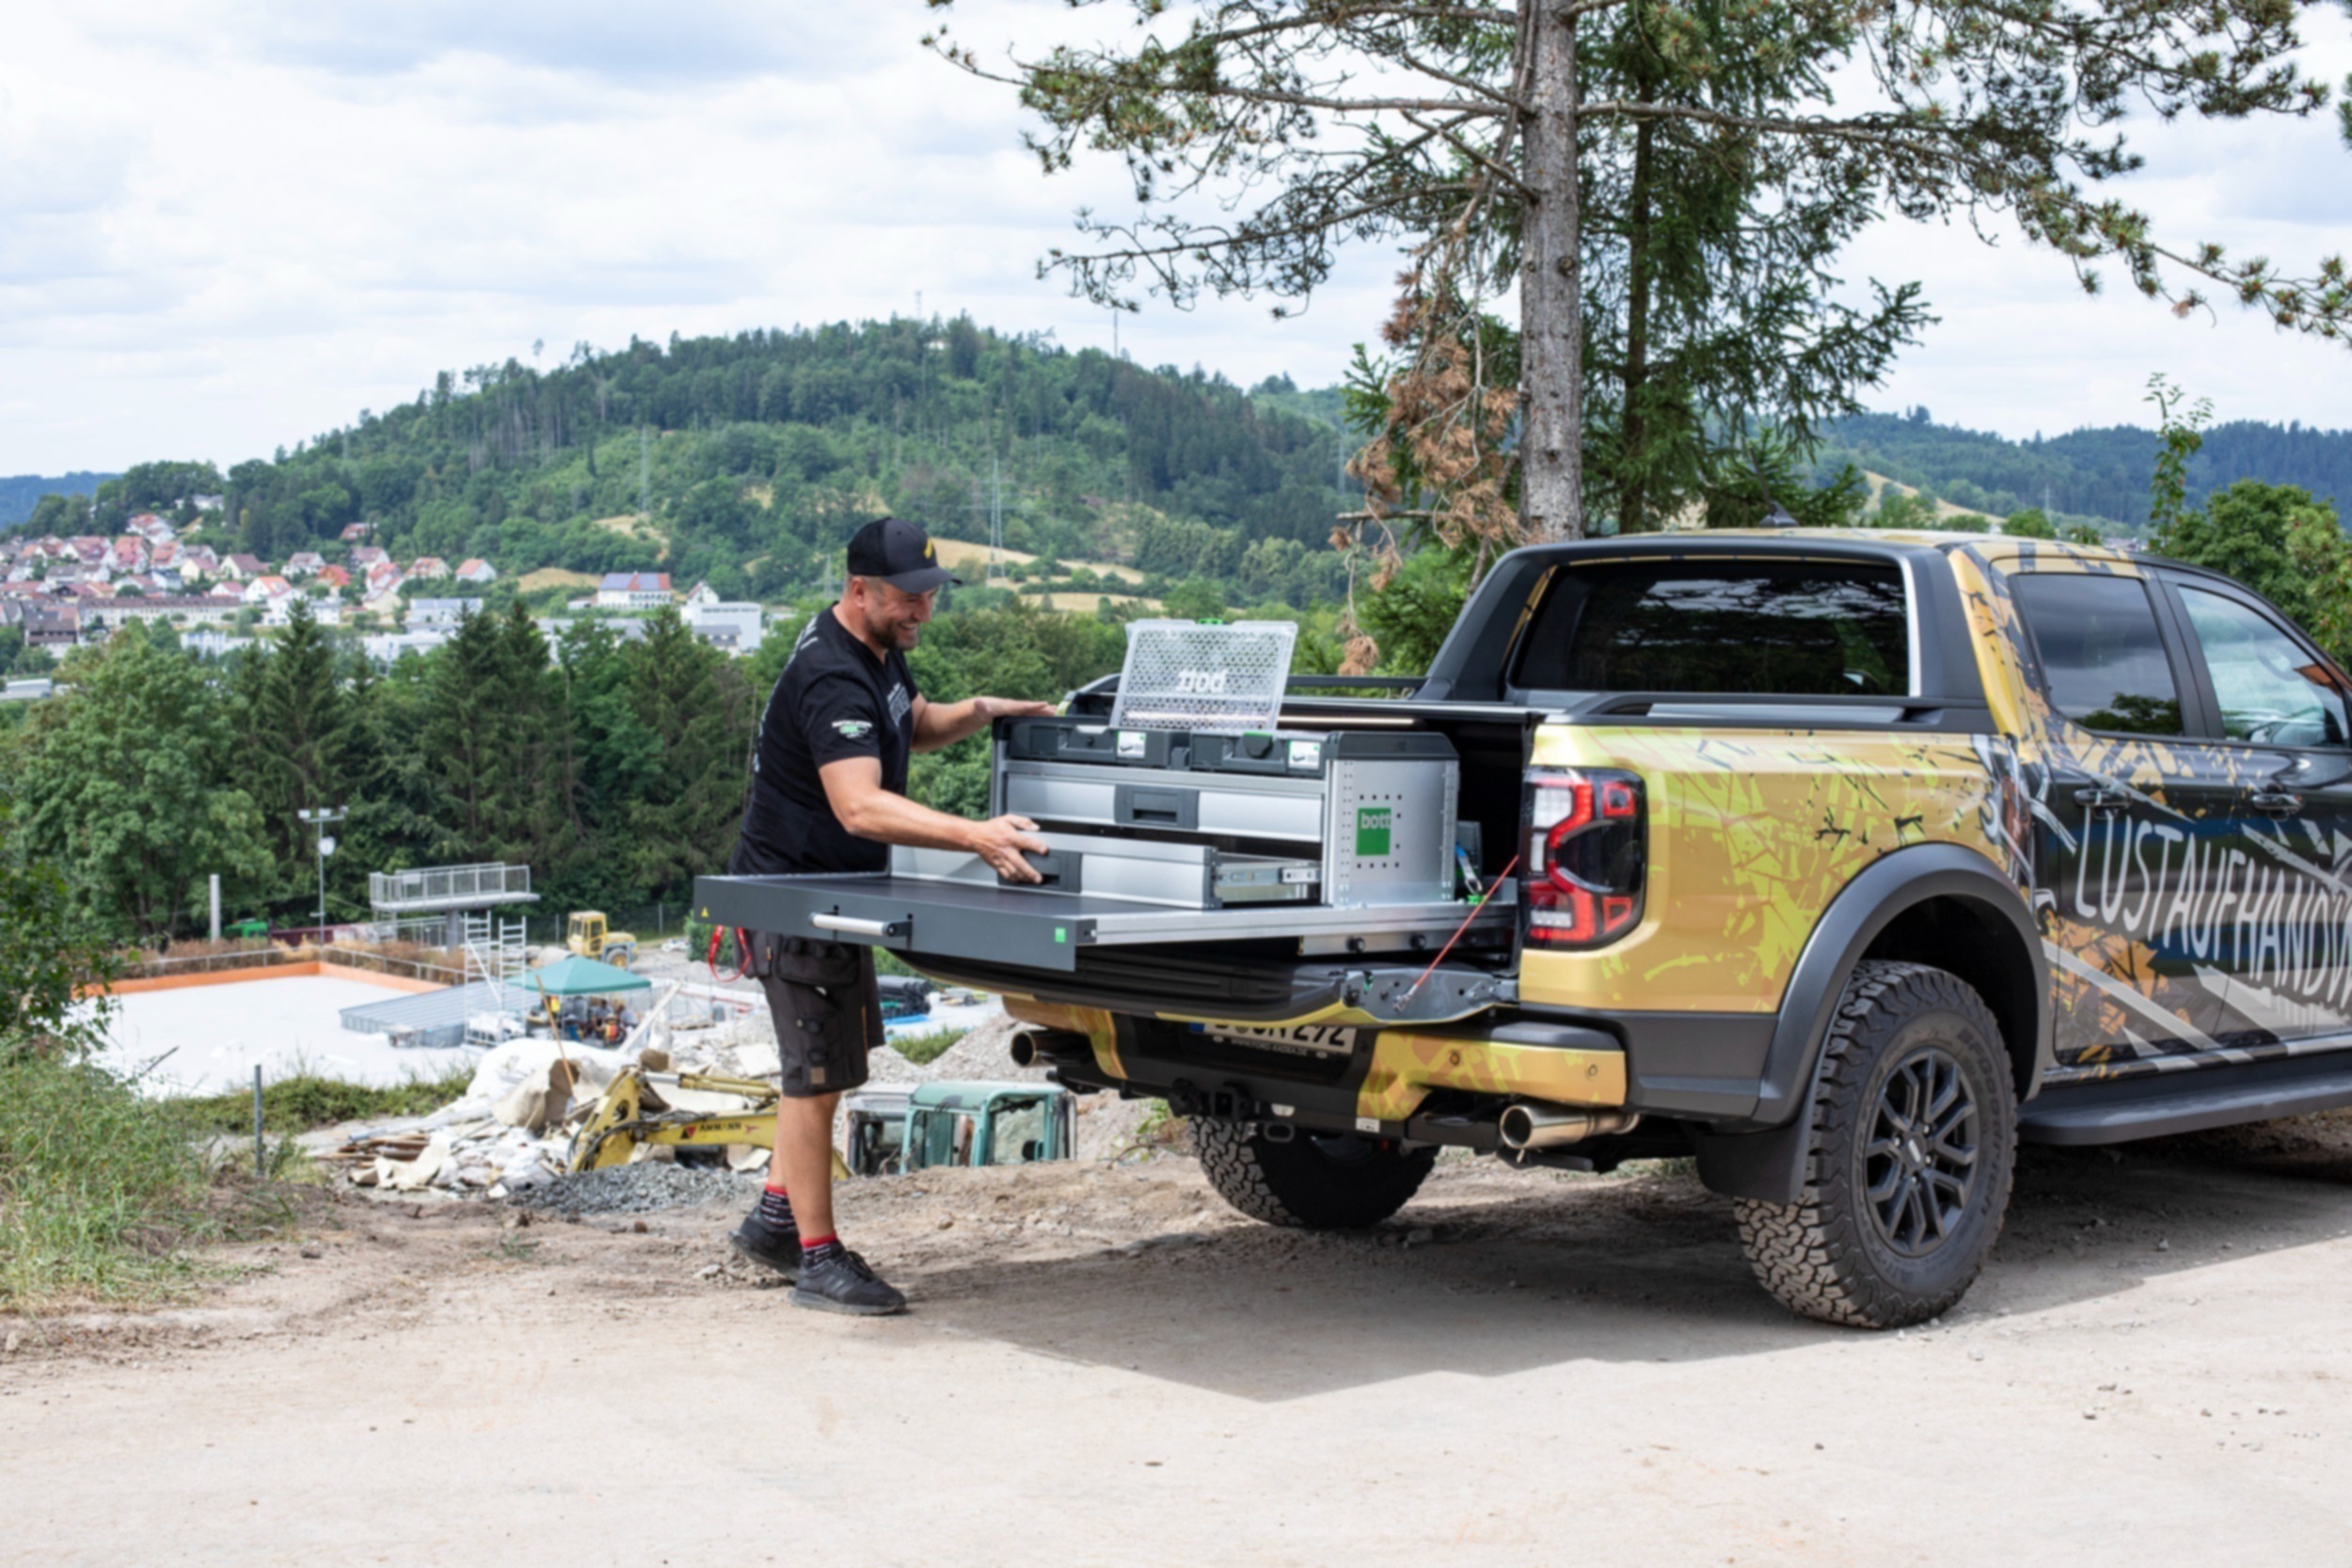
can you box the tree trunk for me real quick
[1520,0,1583,543]
[1618,110,1656,538]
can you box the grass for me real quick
[0,1051,300,1310]
[178,1065,475,1136]
[889,1027,966,1068]
[516,566,600,592]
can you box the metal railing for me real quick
[368,863,533,910]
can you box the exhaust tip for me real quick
[1498,1102,1639,1151]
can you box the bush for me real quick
[890,1027,965,1067]
[179,1067,475,1135]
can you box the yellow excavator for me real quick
[565,911,637,966]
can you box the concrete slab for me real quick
[90,974,485,1098]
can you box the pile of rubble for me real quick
[318,1003,1053,1198]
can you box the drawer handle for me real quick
[812,912,906,939]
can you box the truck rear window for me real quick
[1512,560,1912,696]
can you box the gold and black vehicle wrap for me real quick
[695,529,2352,1323]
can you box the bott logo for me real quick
[1172,669,1232,694]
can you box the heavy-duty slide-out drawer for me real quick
[691,870,1517,974]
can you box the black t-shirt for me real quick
[730,608,919,876]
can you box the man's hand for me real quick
[969,814,1051,883]
[972,696,1057,721]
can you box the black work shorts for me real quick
[746,933,881,1099]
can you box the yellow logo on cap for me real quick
[924,540,936,560]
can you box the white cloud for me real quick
[0,1,2345,473]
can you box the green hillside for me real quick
[22,321,1361,610]
[1818,409,2352,532]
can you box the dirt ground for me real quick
[9,1116,2352,1566]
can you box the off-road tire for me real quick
[1194,1119,1437,1229]
[1734,960,2016,1330]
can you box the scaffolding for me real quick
[461,911,530,1043]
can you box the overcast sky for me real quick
[3,1,2349,476]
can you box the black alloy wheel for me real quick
[1866,1045,1980,1259]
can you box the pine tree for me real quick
[245,598,352,878]
[616,608,751,897]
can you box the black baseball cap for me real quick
[845,515,960,594]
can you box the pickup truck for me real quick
[697,531,2352,1328]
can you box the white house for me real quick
[284,550,326,578]
[683,594,767,655]
[596,571,672,610]
[408,597,482,628]
[243,575,294,606]
[266,595,341,627]
[362,629,451,665]
[454,559,498,584]
[406,556,450,580]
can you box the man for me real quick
[726,516,1054,1315]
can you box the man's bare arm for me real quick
[910,694,1057,753]
[817,756,1049,881]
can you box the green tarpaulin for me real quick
[521,954,652,997]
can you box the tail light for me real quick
[1523,768,1645,949]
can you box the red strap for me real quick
[707,925,750,983]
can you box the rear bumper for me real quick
[1000,996,1775,1145]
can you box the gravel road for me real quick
[8,1116,2352,1565]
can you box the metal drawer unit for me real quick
[893,832,1318,909]
[991,717,1459,909]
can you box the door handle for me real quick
[2249,789,2303,818]
[2073,786,2130,816]
[812,912,907,939]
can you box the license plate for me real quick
[1196,1022,1362,1058]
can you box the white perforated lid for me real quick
[1109,619,1298,733]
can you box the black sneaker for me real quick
[727,1214,801,1280]
[789,1249,907,1316]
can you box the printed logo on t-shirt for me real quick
[888,683,913,727]
[834,719,874,741]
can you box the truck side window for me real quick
[2175,585,2351,748]
[2008,574,2183,736]
[1514,561,1910,695]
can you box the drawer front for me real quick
[1004,769,1325,842]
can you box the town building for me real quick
[680,581,767,654]
[362,629,451,665]
[454,559,497,584]
[284,550,326,578]
[406,556,450,580]
[596,571,673,610]
[19,606,79,650]
[79,595,239,635]
[408,598,483,628]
